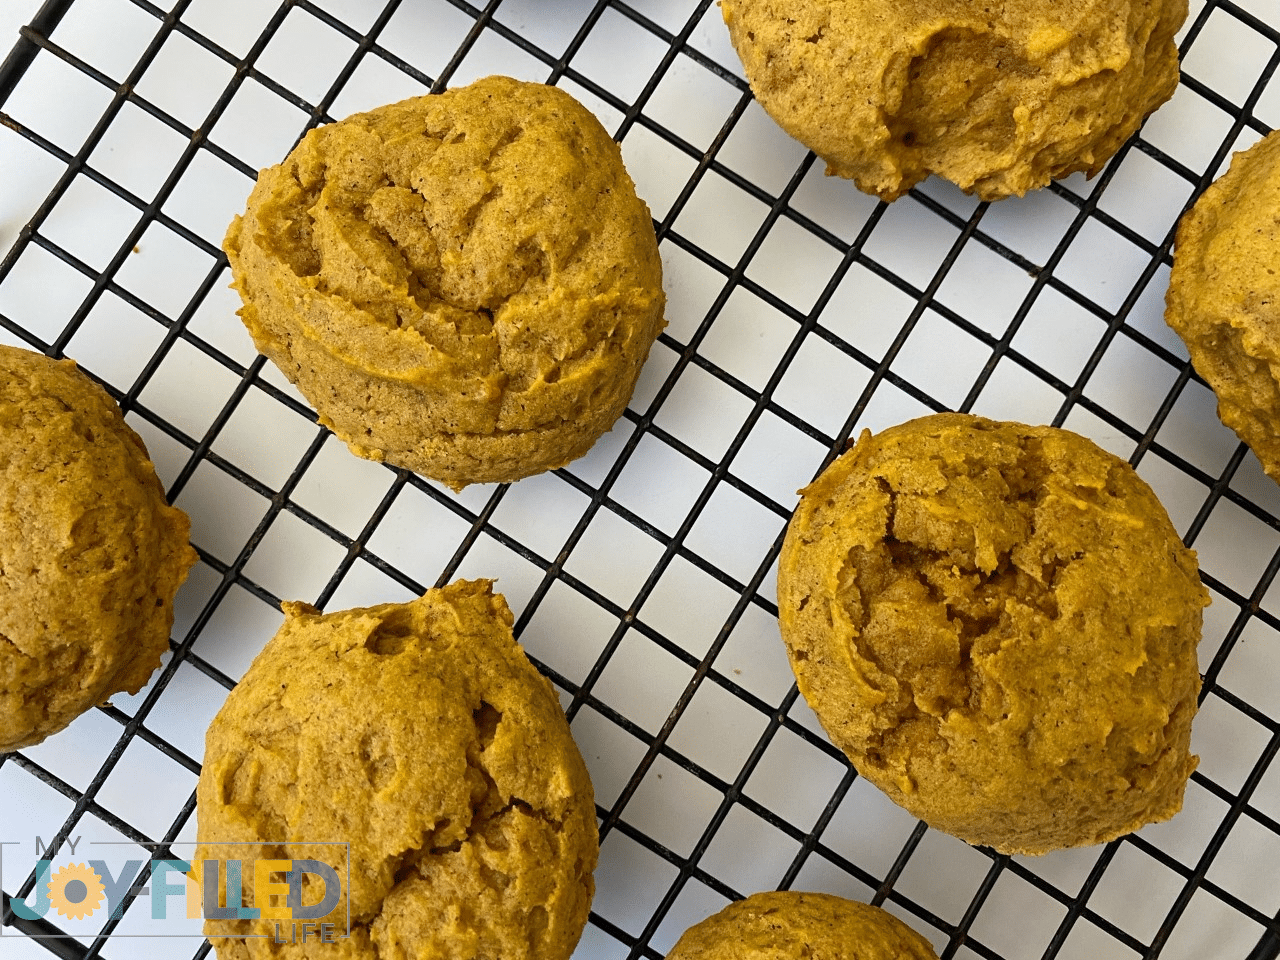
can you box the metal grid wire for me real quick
[1,0,1279,958]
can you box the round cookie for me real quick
[720,0,1187,201]
[777,413,1208,855]
[196,579,598,960]
[666,891,939,960]
[0,345,196,753]
[224,75,665,490]
[1166,130,1280,482]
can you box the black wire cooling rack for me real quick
[2,0,1279,958]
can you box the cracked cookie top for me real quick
[0,345,196,753]
[195,579,598,960]
[777,413,1208,854]
[720,0,1187,200]
[224,75,664,489]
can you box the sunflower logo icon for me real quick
[47,862,106,921]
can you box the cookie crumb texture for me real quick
[778,414,1208,855]
[196,580,598,960]
[1166,130,1280,483]
[225,75,665,490]
[0,345,196,753]
[720,0,1186,201]
[665,890,939,960]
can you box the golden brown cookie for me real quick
[666,891,939,960]
[720,0,1187,201]
[0,345,196,753]
[224,75,665,490]
[1166,130,1280,482]
[777,413,1208,855]
[195,579,598,960]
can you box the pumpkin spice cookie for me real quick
[195,579,598,960]
[720,0,1187,201]
[0,345,197,753]
[224,75,665,490]
[776,413,1208,855]
[665,891,939,960]
[1166,130,1280,483]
